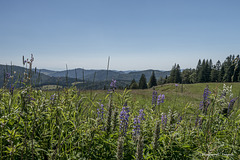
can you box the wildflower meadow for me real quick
[0,57,240,159]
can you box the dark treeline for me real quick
[130,54,240,89]
[2,54,239,90]
[166,54,240,84]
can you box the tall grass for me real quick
[0,70,240,159]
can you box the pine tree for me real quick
[210,65,219,82]
[175,64,182,83]
[205,59,211,82]
[130,79,138,89]
[182,69,193,84]
[169,64,177,83]
[157,76,165,85]
[164,75,168,83]
[139,74,148,89]
[232,55,240,82]
[198,59,206,82]
[223,55,235,82]
[148,71,157,88]
[219,65,225,82]
[216,60,221,71]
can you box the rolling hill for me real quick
[0,64,170,89]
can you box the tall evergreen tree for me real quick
[205,59,211,82]
[210,65,219,82]
[219,65,225,82]
[169,64,177,83]
[169,64,182,83]
[130,79,138,89]
[216,60,221,71]
[139,74,148,89]
[165,75,168,83]
[148,71,157,88]
[223,55,235,82]
[232,55,240,82]
[157,76,164,85]
[189,70,197,83]
[175,64,182,83]
[196,59,202,82]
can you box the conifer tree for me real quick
[169,64,177,83]
[223,55,235,82]
[219,65,225,82]
[210,65,219,82]
[196,59,202,82]
[130,79,138,89]
[148,71,157,88]
[175,64,182,83]
[169,64,182,83]
[139,74,148,89]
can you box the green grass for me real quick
[0,82,240,159]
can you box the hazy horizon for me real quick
[1,1,240,71]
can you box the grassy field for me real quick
[0,82,240,159]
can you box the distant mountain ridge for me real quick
[38,68,170,82]
[0,64,170,89]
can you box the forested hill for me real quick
[41,68,170,82]
[0,64,170,89]
[165,54,240,84]
[0,64,78,88]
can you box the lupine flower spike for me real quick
[199,86,211,114]
[157,94,165,105]
[133,109,145,141]
[227,98,237,116]
[110,79,117,92]
[119,106,130,136]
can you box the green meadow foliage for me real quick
[0,79,240,159]
[0,55,240,159]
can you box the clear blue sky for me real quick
[1,0,240,71]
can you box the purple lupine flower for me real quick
[138,109,145,121]
[203,87,211,101]
[27,95,35,101]
[157,94,165,105]
[228,98,237,115]
[161,114,167,128]
[133,109,145,136]
[119,106,130,135]
[50,94,55,101]
[161,114,164,123]
[97,102,105,130]
[175,84,179,87]
[199,87,211,114]
[177,116,182,124]
[152,90,157,106]
[5,73,11,79]
[220,91,226,99]
[164,115,167,125]
[133,116,141,136]
[110,79,117,91]
[97,104,104,120]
